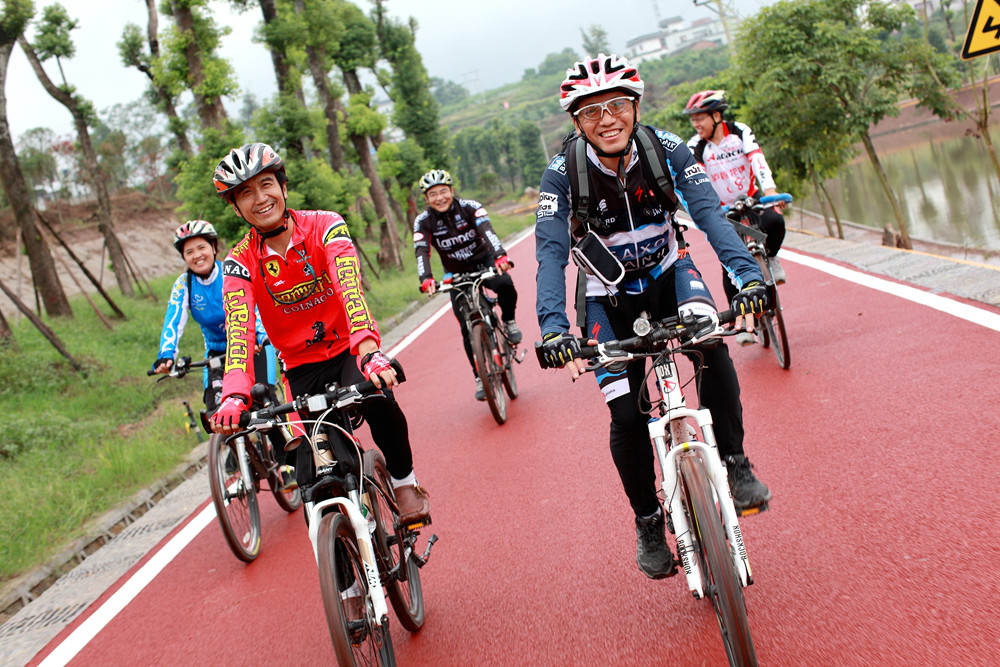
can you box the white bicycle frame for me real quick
[588,315,753,598]
[647,354,753,597]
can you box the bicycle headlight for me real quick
[633,317,651,337]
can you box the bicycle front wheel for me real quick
[364,450,425,632]
[207,433,261,562]
[679,454,757,667]
[496,324,518,399]
[317,512,397,667]
[756,253,790,370]
[471,321,507,424]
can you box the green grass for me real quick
[0,210,535,584]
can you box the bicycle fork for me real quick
[307,496,391,626]
[648,362,753,597]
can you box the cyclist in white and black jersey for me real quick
[685,91,788,345]
[414,169,521,401]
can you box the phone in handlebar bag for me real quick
[571,230,625,287]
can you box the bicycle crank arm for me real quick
[411,534,438,568]
[514,349,527,364]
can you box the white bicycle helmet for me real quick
[418,169,453,194]
[559,53,644,112]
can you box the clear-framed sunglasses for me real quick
[573,96,633,122]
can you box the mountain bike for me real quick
[235,360,437,667]
[724,193,793,369]
[436,267,523,424]
[536,310,759,667]
[149,355,301,562]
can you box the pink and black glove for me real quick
[420,278,436,294]
[358,350,394,381]
[211,395,248,432]
[494,255,511,273]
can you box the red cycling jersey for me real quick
[220,209,379,401]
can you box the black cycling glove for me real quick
[730,280,769,316]
[540,332,582,368]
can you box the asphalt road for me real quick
[18,228,1000,667]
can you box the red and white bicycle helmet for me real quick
[683,90,728,115]
[173,220,218,254]
[213,142,285,201]
[559,53,644,112]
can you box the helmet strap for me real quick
[257,209,291,239]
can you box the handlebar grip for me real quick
[146,368,157,376]
[758,193,793,206]
[390,358,405,384]
[238,411,251,429]
[718,309,736,325]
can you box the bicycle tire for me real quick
[679,454,757,667]
[207,433,261,562]
[317,512,397,667]
[363,450,425,632]
[755,252,790,369]
[496,324,518,399]
[471,321,507,424]
[265,432,301,513]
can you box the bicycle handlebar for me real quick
[147,355,224,378]
[722,193,793,215]
[535,310,737,369]
[432,261,515,293]
[236,358,406,430]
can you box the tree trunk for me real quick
[18,36,135,297]
[811,172,835,237]
[171,2,227,130]
[0,44,72,317]
[343,69,402,270]
[0,302,15,349]
[259,0,307,157]
[974,76,1000,185]
[144,0,192,154]
[0,277,82,371]
[817,179,844,239]
[860,132,911,249]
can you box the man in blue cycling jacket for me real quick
[534,54,772,580]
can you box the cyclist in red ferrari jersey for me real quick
[208,143,430,524]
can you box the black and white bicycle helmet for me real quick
[213,143,285,201]
[418,169,453,194]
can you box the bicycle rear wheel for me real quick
[471,321,507,424]
[317,512,396,667]
[755,253,790,370]
[207,433,261,562]
[364,450,425,632]
[496,324,518,399]
[679,454,757,667]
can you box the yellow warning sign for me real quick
[962,0,1000,60]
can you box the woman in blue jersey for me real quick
[151,220,273,413]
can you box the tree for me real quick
[117,0,193,155]
[156,0,234,131]
[580,24,609,57]
[372,4,449,168]
[515,120,548,190]
[733,0,960,249]
[429,77,467,107]
[19,3,134,296]
[536,48,580,77]
[0,0,71,317]
[17,127,58,197]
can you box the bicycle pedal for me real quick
[403,515,431,530]
[737,502,769,517]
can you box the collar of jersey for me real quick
[586,141,639,177]
[258,209,302,258]
[192,261,221,284]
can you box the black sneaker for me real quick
[635,509,674,579]
[503,320,522,345]
[726,455,772,510]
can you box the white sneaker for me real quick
[768,256,786,285]
[474,377,486,401]
[735,331,756,347]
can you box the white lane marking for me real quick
[37,506,216,667]
[782,249,1000,332]
[36,225,535,666]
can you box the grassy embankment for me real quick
[0,210,535,584]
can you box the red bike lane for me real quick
[28,233,1000,667]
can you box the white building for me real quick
[624,16,728,64]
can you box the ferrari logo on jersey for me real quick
[264,259,281,278]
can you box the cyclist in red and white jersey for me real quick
[208,142,430,525]
[685,90,787,345]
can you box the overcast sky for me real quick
[5,0,777,142]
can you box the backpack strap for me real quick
[633,125,687,252]
[692,137,708,165]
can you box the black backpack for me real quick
[560,124,688,326]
